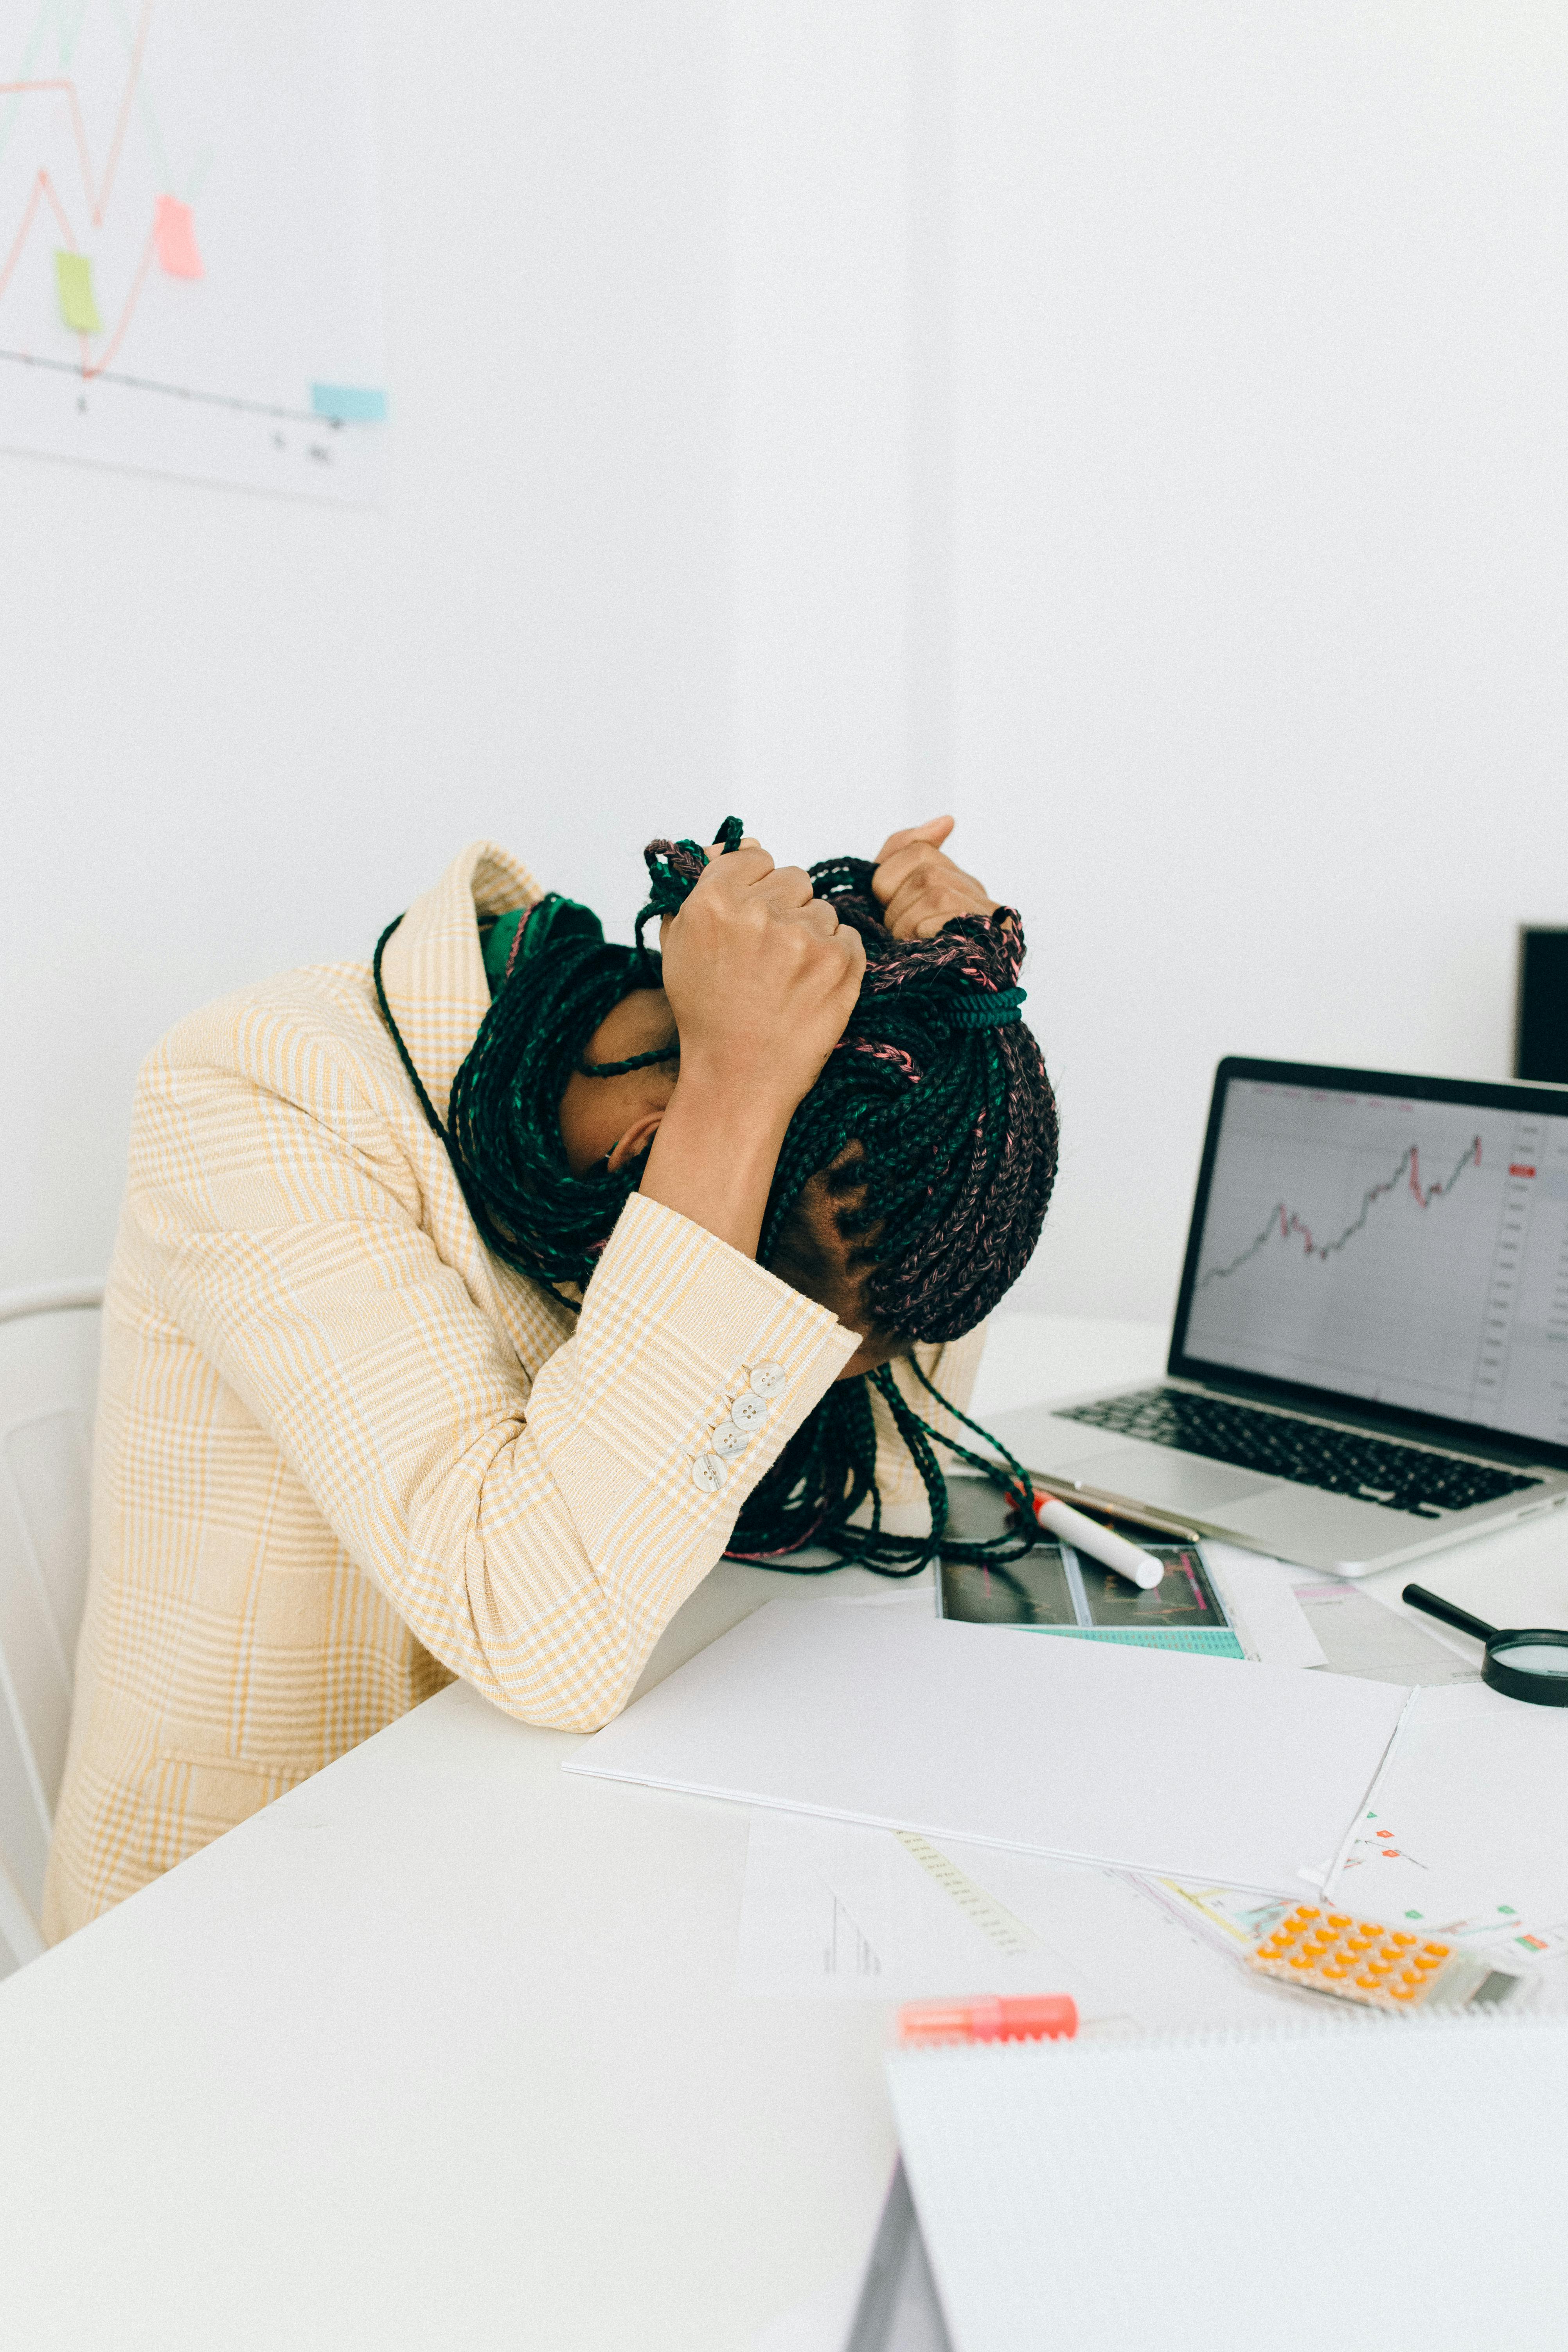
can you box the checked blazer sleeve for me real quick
[114,1034,854,1734]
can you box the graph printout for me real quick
[0,2,384,499]
[1184,1080,1568,1449]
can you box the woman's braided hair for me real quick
[373,820,1057,1576]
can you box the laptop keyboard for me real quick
[1054,1388,1542,1518]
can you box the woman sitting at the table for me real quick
[43,817,1057,1939]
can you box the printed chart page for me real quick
[1185,1077,1568,1448]
[0,0,384,498]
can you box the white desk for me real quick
[3,1313,1566,2351]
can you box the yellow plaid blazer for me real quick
[45,843,985,1940]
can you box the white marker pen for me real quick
[1033,1494,1165,1590]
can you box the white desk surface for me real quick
[4,1312,1567,2351]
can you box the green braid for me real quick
[725,1361,1042,1578]
[374,919,655,1290]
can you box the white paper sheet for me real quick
[568,1599,1413,1894]
[737,1811,1042,2001]
[736,1810,1311,2031]
[1327,1680,1568,1960]
[1203,1544,1327,1667]
[1289,1577,1480,1685]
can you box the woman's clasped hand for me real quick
[658,834,867,1118]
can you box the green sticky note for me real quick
[55,250,101,334]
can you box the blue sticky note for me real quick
[309,383,388,424]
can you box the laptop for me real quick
[985,1057,1568,1575]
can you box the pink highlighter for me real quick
[896,1994,1078,2048]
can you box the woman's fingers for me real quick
[706,839,773,884]
[871,839,933,907]
[874,842,944,912]
[882,868,994,939]
[870,818,999,939]
[871,820,1001,939]
[758,863,816,910]
[874,814,955,865]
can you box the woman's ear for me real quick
[606,1108,666,1173]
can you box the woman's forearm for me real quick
[637,1064,794,1260]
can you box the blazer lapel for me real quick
[378,841,540,1127]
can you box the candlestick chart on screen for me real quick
[1185,1080,1568,1444]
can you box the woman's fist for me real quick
[871,815,999,940]
[659,838,865,1117]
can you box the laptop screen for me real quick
[1172,1063,1568,1455]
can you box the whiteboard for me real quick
[0,0,385,499]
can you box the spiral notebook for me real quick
[882,2013,1568,2352]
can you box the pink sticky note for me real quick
[154,194,203,281]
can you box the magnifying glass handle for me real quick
[1403,1584,1497,1644]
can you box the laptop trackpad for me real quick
[1046,1440,1275,1515]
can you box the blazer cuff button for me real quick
[690,1452,728,1494]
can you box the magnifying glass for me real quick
[1403,1584,1568,1707]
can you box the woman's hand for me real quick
[639,838,864,1263]
[659,836,865,1116]
[871,815,999,940]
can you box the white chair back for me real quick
[0,1282,104,1972]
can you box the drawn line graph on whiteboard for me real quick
[1197,1135,1485,1292]
[0,3,221,396]
[0,0,385,498]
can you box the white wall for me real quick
[4,2,1566,1332]
[948,2,1568,1320]
[1,0,735,1289]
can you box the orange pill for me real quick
[1414,1952,1442,1972]
[1390,1984,1420,2001]
[1425,1943,1451,1959]
[1356,1921,1382,1936]
[1322,1963,1350,1980]
[1354,1972,1383,1990]
[1390,1932,1417,1948]
[1327,1915,1351,1929]
[1289,1955,1314,1970]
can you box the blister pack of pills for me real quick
[1248,1906,1521,2013]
